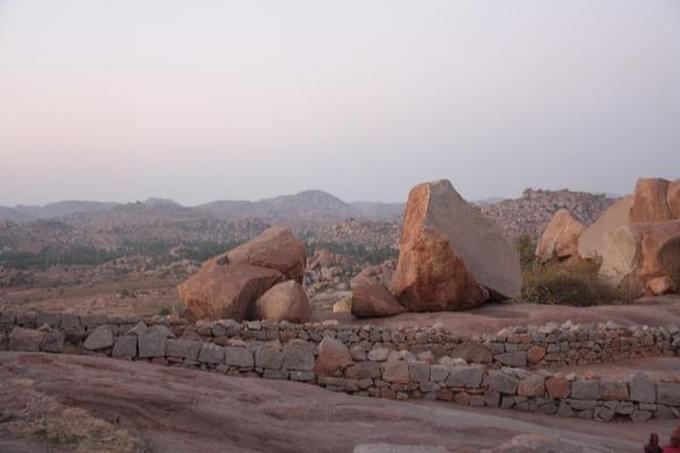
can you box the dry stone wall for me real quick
[2,309,680,423]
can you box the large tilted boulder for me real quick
[630,178,673,223]
[535,209,585,263]
[218,227,306,283]
[578,196,633,260]
[391,180,522,311]
[178,262,283,321]
[255,281,311,323]
[351,279,404,318]
[668,179,680,219]
[599,220,680,291]
[178,227,308,321]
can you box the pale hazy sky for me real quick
[1,1,679,206]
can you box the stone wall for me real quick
[2,309,680,423]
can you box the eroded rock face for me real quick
[630,178,673,223]
[600,220,680,289]
[221,227,306,283]
[535,209,585,263]
[350,279,404,318]
[178,262,282,321]
[578,196,633,260]
[255,281,310,323]
[668,179,680,219]
[391,180,521,311]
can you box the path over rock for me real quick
[0,352,667,452]
[335,297,680,336]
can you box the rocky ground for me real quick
[1,352,672,453]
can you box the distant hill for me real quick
[0,206,32,223]
[197,190,363,228]
[12,201,119,221]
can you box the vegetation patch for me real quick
[515,234,637,306]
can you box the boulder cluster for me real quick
[178,227,311,322]
[536,177,680,295]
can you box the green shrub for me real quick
[516,233,538,271]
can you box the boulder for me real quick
[178,262,282,321]
[648,276,674,296]
[578,195,633,259]
[535,209,585,263]
[351,279,404,318]
[668,179,680,219]
[391,180,521,312]
[630,178,673,223]
[600,220,680,289]
[254,281,310,323]
[219,227,306,283]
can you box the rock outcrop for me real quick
[578,196,634,260]
[178,228,308,321]
[535,209,585,263]
[350,279,404,318]
[630,178,673,223]
[219,227,306,283]
[391,180,522,311]
[255,281,310,323]
[599,220,680,290]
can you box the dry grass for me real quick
[1,378,145,453]
[518,260,639,306]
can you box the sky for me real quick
[1,1,679,206]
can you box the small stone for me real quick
[225,346,255,368]
[166,339,201,360]
[382,361,410,384]
[349,345,367,361]
[138,329,168,358]
[600,379,629,401]
[112,336,137,359]
[447,365,484,389]
[495,351,527,367]
[657,383,680,406]
[9,327,45,352]
[430,365,449,383]
[546,376,570,399]
[488,370,518,394]
[571,379,600,400]
[526,345,546,364]
[315,336,352,376]
[127,321,148,337]
[631,373,656,403]
[631,410,652,423]
[83,325,114,350]
[283,340,314,371]
[408,361,430,383]
[517,374,545,397]
[199,342,225,364]
[256,342,285,370]
[368,347,390,362]
[41,331,65,353]
[344,362,381,380]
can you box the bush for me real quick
[518,260,636,306]
[516,233,538,271]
